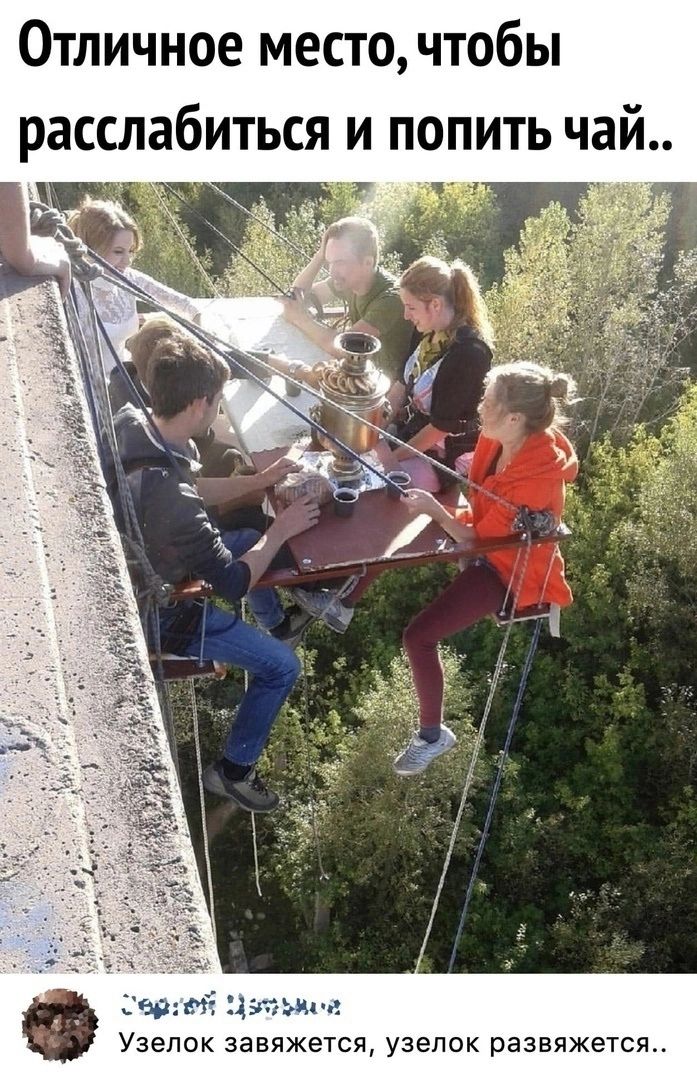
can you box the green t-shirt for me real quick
[332,267,414,381]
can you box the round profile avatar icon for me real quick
[22,989,98,1062]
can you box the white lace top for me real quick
[86,267,199,371]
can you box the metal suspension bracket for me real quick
[497,507,569,635]
[512,505,558,539]
[287,285,325,323]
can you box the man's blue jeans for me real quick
[161,602,300,766]
[222,528,284,631]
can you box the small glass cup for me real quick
[386,470,411,500]
[333,488,359,518]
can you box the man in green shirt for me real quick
[279,216,414,382]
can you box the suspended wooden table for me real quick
[255,439,566,589]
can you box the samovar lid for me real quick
[333,330,382,376]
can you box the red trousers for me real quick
[402,560,506,729]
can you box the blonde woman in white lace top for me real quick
[69,197,200,372]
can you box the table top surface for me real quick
[253,442,464,577]
[223,375,317,454]
[199,296,329,455]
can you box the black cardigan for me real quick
[399,324,492,468]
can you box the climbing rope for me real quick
[447,617,543,972]
[204,182,315,262]
[189,677,218,941]
[291,571,366,886]
[91,297,218,931]
[67,269,187,783]
[153,184,221,297]
[160,183,291,297]
[73,247,273,918]
[147,601,181,782]
[44,197,277,943]
[236,596,264,901]
[89,258,407,495]
[63,285,111,477]
[250,813,263,900]
[413,533,536,974]
[43,209,430,499]
[36,194,555,525]
[29,201,100,283]
[413,621,513,973]
[135,187,526,509]
[55,215,191,776]
[300,641,330,884]
[89,253,528,515]
[171,182,333,320]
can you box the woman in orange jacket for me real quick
[394,361,578,777]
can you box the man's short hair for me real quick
[325,217,379,264]
[147,332,229,418]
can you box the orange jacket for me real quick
[460,428,578,608]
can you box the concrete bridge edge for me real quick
[0,264,220,973]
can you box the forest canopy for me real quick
[54,180,697,974]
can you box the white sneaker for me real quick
[321,597,355,634]
[393,725,457,776]
[290,584,356,634]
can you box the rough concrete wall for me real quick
[0,266,220,973]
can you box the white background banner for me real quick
[2,973,694,1075]
[1,3,695,1077]
[0,1,694,180]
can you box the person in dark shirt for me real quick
[388,256,494,491]
[115,332,320,813]
[277,216,414,382]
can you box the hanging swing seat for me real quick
[167,579,215,601]
[149,655,227,681]
[493,595,563,637]
[494,601,561,637]
[147,579,228,681]
[496,602,550,623]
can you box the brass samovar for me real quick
[310,331,391,481]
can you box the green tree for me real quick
[487,202,572,364]
[488,183,696,446]
[317,182,363,224]
[270,650,488,972]
[218,197,322,297]
[367,182,501,284]
[130,183,214,296]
